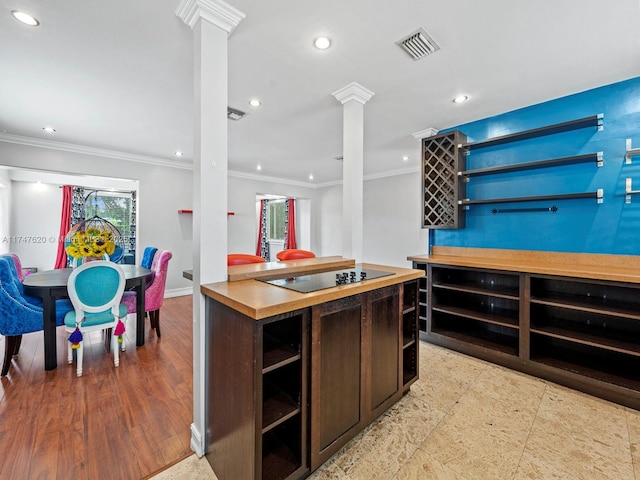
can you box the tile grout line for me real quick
[507,380,547,480]
[625,410,637,480]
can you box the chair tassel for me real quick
[114,318,126,343]
[69,327,83,349]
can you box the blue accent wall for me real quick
[435,76,640,255]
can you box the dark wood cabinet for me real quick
[413,262,428,334]
[310,296,363,469]
[369,287,400,414]
[429,265,521,358]
[206,278,420,480]
[401,281,419,391]
[412,254,640,410]
[207,302,309,480]
[309,285,408,470]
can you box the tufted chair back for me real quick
[145,250,172,313]
[0,253,25,281]
[121,250,172,338]
[0,258,73,376]
[141,247,158,269]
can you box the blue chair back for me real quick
[141,247,157,269]
[0,253,25,296]
[0,257,43,336]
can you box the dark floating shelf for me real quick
[459,152,603,178]
[459,114,603,152]
[459,190,603,207]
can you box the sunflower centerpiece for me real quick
[64,216,124,263]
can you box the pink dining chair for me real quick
[121,250,172,338]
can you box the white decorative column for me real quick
[176,0,245,458]
[332,82,374,263]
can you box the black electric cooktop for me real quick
[262,268,394,293]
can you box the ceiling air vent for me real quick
[396,28,440,60]
[227,106,246,121]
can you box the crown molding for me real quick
[364,166,420,181]
[0,133,420,185]
[175,0,245,33]
[0,133,193,170]
[412,127,439,139]
[315,166,420,188]
[332,82,375,105]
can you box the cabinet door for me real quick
[310,296,363,470]
[367,286,401,417]
[207,300,260,480]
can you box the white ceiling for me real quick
[1,0,640,185]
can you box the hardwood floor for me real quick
[0,295,194,480]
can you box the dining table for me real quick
[23,265,153,370]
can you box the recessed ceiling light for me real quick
[257,164,262,171]
[42,127,55,134]
[11,10,39,26]
[402,155,409,161]
[314,37,331,50]
[249,99,261,107]
[309,174,314,180]
[453,95,469,104]
[174,151,184,157]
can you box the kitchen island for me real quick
[201,259,424,480]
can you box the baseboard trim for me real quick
[165,287,194,298]
[190,423,204,458]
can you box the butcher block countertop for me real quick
[408,246,640,284]
[201,262,424,320]
[226,255,355,282]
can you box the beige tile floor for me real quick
[151,342,640,480]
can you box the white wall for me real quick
[316,172,428,267]
[0,141,193,294]
[227,174,317,255]
[363,173,428,267]
[10,181,61,270]
[315,183,343,257]
[0,170,10,255]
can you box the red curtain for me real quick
[285,198,297,249]
[256,199,266,257]
[54,185,72,269]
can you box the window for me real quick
[267,200,286,240]
[85,190,133,245]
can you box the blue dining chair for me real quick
[0,257,72,376]
[0,253,33,301]
[141,247,157,269]
[0,253,25,281]
[64,260,127,377]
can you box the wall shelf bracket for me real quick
[625,178,640,204]
[625,139,640,164]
